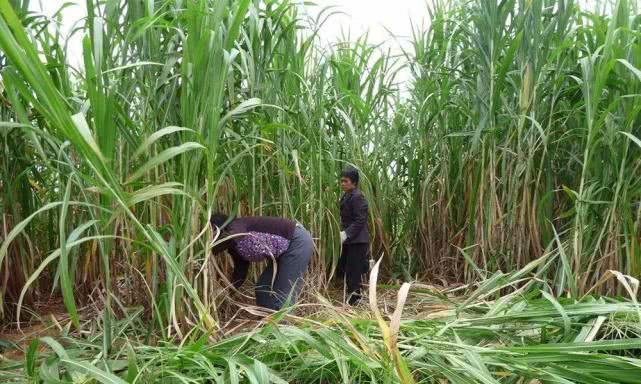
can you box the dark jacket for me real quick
[227,216,296,240]
[340,189,369,244]
[211,216,297,288]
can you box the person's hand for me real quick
[340,231,347,244]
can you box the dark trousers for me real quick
[255,225,313,310]
[337,243,369,305]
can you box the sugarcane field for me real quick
[1,0,641,382]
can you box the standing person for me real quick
[210,213,313,310]
[337,166,370,305]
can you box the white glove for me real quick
[340,231,347,244]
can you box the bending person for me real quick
[210,213,313,310]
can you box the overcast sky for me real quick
[39,0,427,39]
[35,0,427,64]
[34,0,601,86]
[36,0,602,48]
[305,1,427,46]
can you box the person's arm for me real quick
[212,238,231,254]
[229,249,249,289]
[345,193,368,240]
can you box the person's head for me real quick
[210,212,233,253]
[210,212,230,233]
[340,166,359,193]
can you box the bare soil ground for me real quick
[0,298,69,360]
[0,281,455,362]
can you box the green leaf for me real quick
[620,131,641,149]
[71,112,105,162]
[126,344,139,383]
[617,59,641,82]
[127,182,188,206]
[127,142,205,183]
[39,337,69,359]
[59,177,80,330]
[61,359,128,384]
[218,98,262,129]
[25,339,39,377]
[133,126,194,159]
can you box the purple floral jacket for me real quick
[233,231,290,262]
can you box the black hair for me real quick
[210,212,234,254]
[210,212,230,231]
[341,166,359,185]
